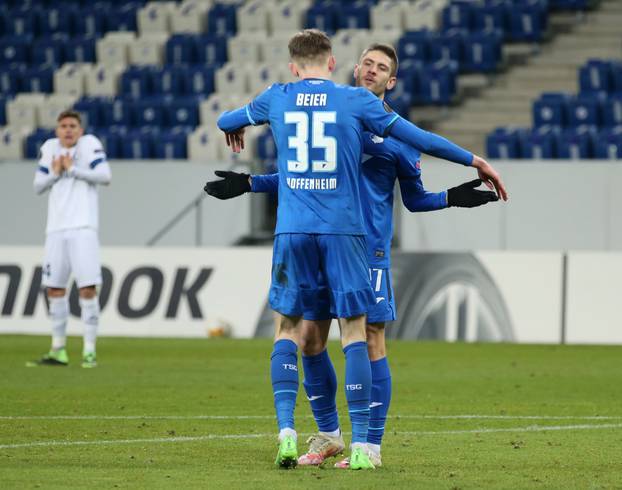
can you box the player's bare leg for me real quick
[272,313,302,468]
[79,285,99,368]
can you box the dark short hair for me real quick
[56,109,82,125]
[288,29,332,67]
[360,43,399,77]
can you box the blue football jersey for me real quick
[227,79,399,235]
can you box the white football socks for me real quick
[49,296,69,350]
[80,297,99,354]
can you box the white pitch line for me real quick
[1,414,622,421]
[1,423,622,450]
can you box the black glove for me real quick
[447,179,499,208]
[203,170,251,200]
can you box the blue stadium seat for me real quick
[384,92,412,118]
[555,127,596,159]
[520,126,557,159]
[164,96,200,127]
[207,3,237,36]
[337,1,371,29]
[100,98,132,127]
[612,63,622,93]
[579,60,613,95]
[153,127,191,159]
[121,66,153,98]
[397,31,431,63]
[533,93,570,128]
[474,1,509,37]
[595,127,622,159]
[442,1,474,32]
[25,128,56,159]
[21,65,55,93]
[184,65,216,96]
[305,2,337,33]
[74,7,107,37]
[31,35,68,65]
[509,0,548,42]
[550,0,591,9]
[131,98,164,127]
[0,36,32,65]
[195,35,228,65]
[106,3,139,32]
[0,64,24,94]
[0,95,10,125]
[152,67,186,95]
[486,127,523,159]
[418,62,457,105]
[392,60,421,102]
[74,96,106,128]
[568,96,602,128]
[39,7,76,35]
[121,128,157,159]
[602,95,622,128]
[6,8,41,36]
[64,36,97,62]
[91,128,120,159]
[463,31,502,73]
[430,31,463,67]
[166,34,197,64]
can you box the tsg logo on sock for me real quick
[345,384,363,391]
[282,363,298,371]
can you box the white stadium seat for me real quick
[332,29,369,69]
[137,1,176,35]
[215,62,250,95]
[0,126,27,160]
[171,0,211,33]
[38,94,78,129]
[369,29,402,47]
[404,0,445,31]
[54,63,93,98]
[129,33,169,65]
[199,93,233,127]
[96,32,135,67]
[7,94,45,129]
[85,63,124,97]
[247,63,282,96]
[236,0,271,33]
[267,0,310,34]
[188,126,223,161]
[260,33,294,64]
[371,1,407,31]
[228,33,264,64]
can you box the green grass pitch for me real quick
[1,335,621,489]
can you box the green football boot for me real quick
[81,352,97,368]
[275,435,298,469]
[349,446,376,470]
[26,348,69,367]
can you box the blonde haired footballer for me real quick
[29,110,111,368]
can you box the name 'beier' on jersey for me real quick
[244,79,399,236]
[38,135,107,234]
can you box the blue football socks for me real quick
[270,339,299,431]
[302,349,339,433]
[368,356,392,447]
[343,341,372,444]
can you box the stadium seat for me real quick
[24,128,55,159]
[392,59,421,103]
[594,126,622,159]
[404,0,445,31]
[215,62,249,95]
[473,1,509,37]
[64,37,97,63]
[248,64,282,95]
[385,91,412,118]
[370,1,405,31]
[137,2,175,35]
[121,66,154,98]
[520,126,557,159]
[337,1,371,29]
[196,35,229,64]
[185,65,217,96]
[152,66,186,95]
[38,94,78,129]
[555,126,596,159]
[31,35,67,66]
[164,96,200,127]
[166,34,197,64]
[533,93,570,128]
[441,1,474,31]
[418,62,457,105]
[6,93,45,130]
[90,128,120,159]
[129,33,169,65]
[0,65,24,95]
[462,31,502,73]
[118,128,157,159]
[21,65,55,93]
[332,29,368,67]
[261,34,294,64]
[74,95,107,128]
[267,1,308,33]
[188,125,223,161]
[54,63,93,98]
[568,96,602,128]
[430,31,463,67]
[0,126,26,159]
[38,7,75,36]
[228,33,263,64]
[5,8,40,36]
[106,2,140,33]
[579,60,613,94]
[100,97,132,127]
[154,126,192,159]
[207,3,238,36]
[486,127,523,159]
[509,0,548,42]
[0,95,10,126]
[96,32,136,67]
[171,0,210,33]
[0,36,32,65]
[85,63,124,97]
[236,0,270,33]
[255,126,277,162]
[305,2,338,34]
[397,31,431,63]
[131,98,165,127]
[73,6,107,37]
[602,95,622,128]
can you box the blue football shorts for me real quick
[269,233,375,319]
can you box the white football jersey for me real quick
[37,135,110,234]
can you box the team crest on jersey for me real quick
[370,134,384,144]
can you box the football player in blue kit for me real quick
[214,30,507,470]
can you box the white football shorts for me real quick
[42,228,102,288]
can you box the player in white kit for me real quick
[29,110,111,368]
